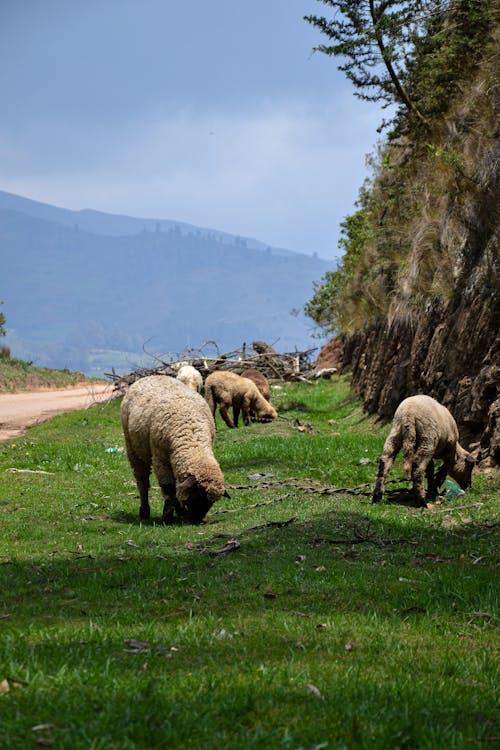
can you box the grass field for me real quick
[0,376,498,749]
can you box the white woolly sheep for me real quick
[176,364,203,393]
[171,361,189,372]
[121,375,228,524]
[372,394,475,507]
[204,370,277,428]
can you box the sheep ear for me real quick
[178,474,197,490]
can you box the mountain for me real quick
[0,192,332,376]
[0,191,296,255]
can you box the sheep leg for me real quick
[411,454,429,507]
[135,471,151,520]
[372,432,402,503]
[425,459,439,500]
[219,402,235,428]
[372,457,390,503]
[160,482,177,524]
[372,463,385,503]
[434,462,449,494]
[241,396,252,426]
[152,458,178,523]
[233,404,240,427]
[124,446,151,519]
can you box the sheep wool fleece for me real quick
[121,375,226,522]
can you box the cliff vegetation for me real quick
[305,0,499,463]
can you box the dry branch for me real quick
[105,340,319,393]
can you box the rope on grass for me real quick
[226,476,409,495]
[212,477,411,515]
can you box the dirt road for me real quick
[0,382,114,442]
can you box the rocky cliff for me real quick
[342,111,499,463]
[313,7,499,464]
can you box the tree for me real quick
[304,0,442,129]
[304,190,375,334]
[403,0,493,122]
[0,302,6,338]
[303,0,496,336]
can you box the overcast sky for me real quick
[0,0,383,260]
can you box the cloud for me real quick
[0,1,386,259]
[0,96,379,258]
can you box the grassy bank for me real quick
[0,357,94,393]
[0,377,498,749]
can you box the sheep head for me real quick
[256,402,277,423]
[176,467,228,523]
[449,446,475,490]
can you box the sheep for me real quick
[176,364,203,393]
[372,394,475,507]
[171,361,189,371]
[239,367,272,422]
[204,370,277,428]
[240,367,271,401]
[121,375,228,524]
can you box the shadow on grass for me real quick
[1,503,497,628]
[1,635,496,750]
[1,497,497,745]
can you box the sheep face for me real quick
[449,451,475,490]
[175,475,213,523]
[176,474,227,524]
[255,403,277,423]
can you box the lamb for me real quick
[176,364,203,393]
[240,367,271,401]
[372,394,475,507]
[204,370,277,428]
[121,375,228,524]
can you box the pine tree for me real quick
[304,0,442,129]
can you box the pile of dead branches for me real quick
[105,340,318,394]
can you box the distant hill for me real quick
[0,190,296,256]
[0,192,333,376]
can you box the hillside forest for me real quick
[0,192,331,376]
[304,0,499,465]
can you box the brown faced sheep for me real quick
[204,370,277,428]
[240,367,271,400]
[372,394,475,507]
[176,364,203,393]
[121,375,227,524]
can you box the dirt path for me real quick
[0,382,114,442]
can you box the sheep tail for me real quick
[401,417,416,476]
[205,382,216,416]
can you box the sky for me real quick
[0,0,384,260]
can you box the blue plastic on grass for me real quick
[442,479,465,499]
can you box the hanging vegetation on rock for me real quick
[305,0,499,464]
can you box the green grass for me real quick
[0,377,498,749]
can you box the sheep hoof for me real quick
[371,493,382,504]
[139,506,150,520]
[161,510,175,525]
